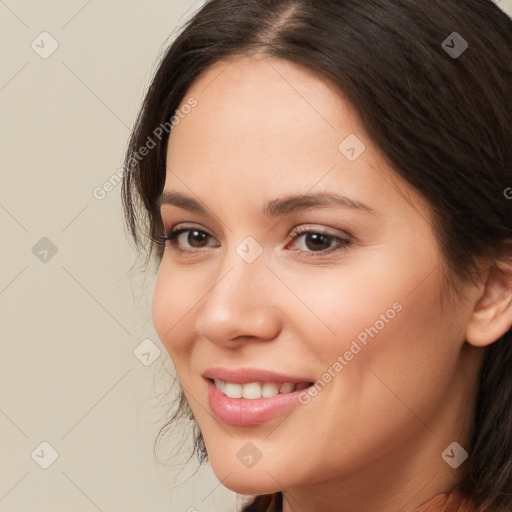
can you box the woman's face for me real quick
[152,56,481,501]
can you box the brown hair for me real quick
[121,1,512,510]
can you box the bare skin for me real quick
[152,56,512,512]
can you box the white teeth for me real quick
[261,382,279,398]
[213,380,309,399]
[225,382,243,399]
[214,379,226,393]
[242,382,262,399]
[279,382,295,393]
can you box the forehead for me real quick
[168,56,357,158]
[164,56,428,222]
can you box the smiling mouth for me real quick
[210,378,314,399]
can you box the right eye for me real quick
[163,226,220,253]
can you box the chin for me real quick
[217,472,282,496]
[208,458,286,495]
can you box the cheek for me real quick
[272,258,416,357]
[151,260,196,359]
[324,266,462,431]
[278,250,460,402]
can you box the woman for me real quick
[121,1,512,511]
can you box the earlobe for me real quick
[465,257,512,348]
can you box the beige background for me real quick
[1,1,511,511]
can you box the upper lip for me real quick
[203,367,313,384]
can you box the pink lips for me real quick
[203,367,313,426]
[203,367,313,384]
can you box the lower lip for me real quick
[206,379,308,426]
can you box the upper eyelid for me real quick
[160,207,354,238]
[164,222,348,235]
[163,220,220,240]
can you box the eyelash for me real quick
[159,225,352,259]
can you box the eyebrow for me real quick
[157,190,377,217]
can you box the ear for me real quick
[466,249,512,348]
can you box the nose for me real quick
[194,249,282,347]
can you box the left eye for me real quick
[287,229,351,255]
